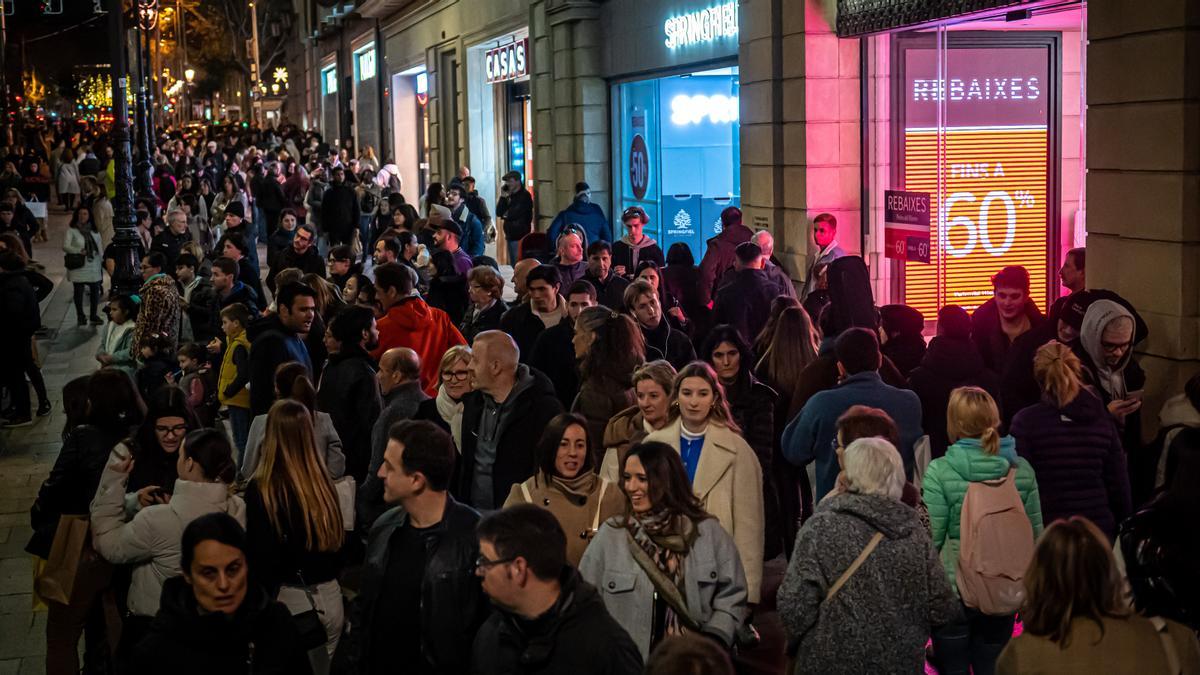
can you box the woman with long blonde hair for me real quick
[644,361,765,603]
[245,399,345,674]
[923,386,1043,675]
[1010,341,1131,538]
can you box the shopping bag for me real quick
[34,514,90,604]
[333,476,356,531]
[25,197,47,219]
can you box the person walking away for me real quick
[63,204,104,326]
[712,241,781,346]
[571,306,645,448]
[132,512,314,674]
[923,386,1043,675]
[611,206,664,279]
[57,148,80,210]
[473,504,643,675]
[878,304,926,378]
[244,400,345,674]
[239,362,345,480]
[997,517,1200,673]
[580,441,749,660]
[699,206,752,296]
[0,250,42,427]
[320,165,360,247]
[357,420,489,674]
[505,413,625,566]
[1010,341,1131,538]
[779,437,960,674]
[369,262,466,395]
[547,181,612,249]
[495,170,533,264]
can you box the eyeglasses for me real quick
[1101,340,1132,354]
[154,424,188,436]
[475,554,515,571]
[442,369,470,382]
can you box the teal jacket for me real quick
[922,436,1043,592]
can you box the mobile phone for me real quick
[1125,389,1145,402]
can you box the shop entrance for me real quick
[390,65,431,198]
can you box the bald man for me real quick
[512,258,541,303]
[455,330,563,510]
[360,347,431,526]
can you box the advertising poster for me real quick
[884,189,931,263]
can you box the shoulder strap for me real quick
[824,532,884,603]
[592,479,610,531]
[520,482,532,504]
[1149,617,1182,675]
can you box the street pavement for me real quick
[0,209,102,674]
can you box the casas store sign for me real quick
[485,39,529,84]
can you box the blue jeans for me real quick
[506,239,520,265]
[358,215,372,262]
[930,603,1014,675]
[228,406,252,459]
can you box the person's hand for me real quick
[97,353,112,365]
[135,485,168,507]
[1108,397,1142,421]
[613,264,627,277]
[206,338,221,354]
[108,447,133,474]
[164,371,176,385]
[667,307,686,323]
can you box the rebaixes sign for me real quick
[485,39,528,84]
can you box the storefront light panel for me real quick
[901,45,1052,317]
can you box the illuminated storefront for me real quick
[861,3,1086,319]
[467,31,533,225]
[608,0,741,257]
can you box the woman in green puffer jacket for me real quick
[923,386,1043,675]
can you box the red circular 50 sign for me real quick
[629,134,649,201]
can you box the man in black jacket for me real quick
[499,265,568,364]
[247,283,316,415]
[317,305,381,484]
[713,241,784,345]
[0,253,39,427]
[625,279,695,370]
[358,420,487,675]
[580,240,629,310]
[473,504,642,675]
[266,224,325,293]
[320,165,360,246]
[529,280,595,407]
[494,170,532,264]
[176,254,220,344]
[455,331,563,510]
[150,209,193,272]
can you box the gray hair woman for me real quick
[778,438,960,674]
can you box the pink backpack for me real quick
[955,468,1035,615]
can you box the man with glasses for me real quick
[357,419,487,675]
[326,244,357,292]
[473,504,642,675]
[1078,297,1147,481]
[266,223,325,293]
[360,347,428,524]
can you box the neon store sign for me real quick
[900,45,1053,316]
[664,1,738,50]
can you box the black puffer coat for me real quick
[27,425,126,558]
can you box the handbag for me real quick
[333,476,356,531]
[290,572,328,651]
[64,252,85,270]
[34,514,91,604]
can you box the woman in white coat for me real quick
[56,148,80,210]
[62,204,104,326]
[644,361,765,602]
[90,428,245,660]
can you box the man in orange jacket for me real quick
[370,262,466,395]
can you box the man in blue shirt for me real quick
[782,327,923,501]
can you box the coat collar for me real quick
[661,418,739,499]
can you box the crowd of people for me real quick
[5,120,1199,675]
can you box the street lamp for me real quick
[106,0,141,296]
[184,67,195,83]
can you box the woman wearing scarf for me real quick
[420,345,473,450]
[503,412,624,566]
[580,440,748,660]
[62,204,104,326]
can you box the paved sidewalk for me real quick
[0,209,106,674]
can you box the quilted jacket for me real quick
[921,436,1043,592]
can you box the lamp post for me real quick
[184,67,194,123]
[106,0,141,297]
[134,0,158,202]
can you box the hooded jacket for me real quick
[131,272,181,358]
[548,198,612,250]
[218,279,260,316]
[370,296,466,396]
[611,235,664,279]
[317,345,382,483]
[699,220,753,294]
[1011,389,1131,538]
[472,567,643,675]
[909,335,1000,458]
[970,297,1045,374]
[579,516,749,660]
[90,466,247,617]
[133,576,312,675]
[454,365,564,510]
[921,436,1043,589]
[247,314,312,416]
[779,493,961,674]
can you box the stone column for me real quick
[531,0,608,231]
[1086,0,1200,433]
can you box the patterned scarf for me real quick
[626,509,702,642]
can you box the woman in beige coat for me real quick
[600,360,677,483]
[503,412,625,566]
[644,361,764,602]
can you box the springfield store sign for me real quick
[485,38,528,84]
[664,1,738,50]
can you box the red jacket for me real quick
[370,297,466,395]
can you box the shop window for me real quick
[613,66,740,260]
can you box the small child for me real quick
[215,303,253,455]
[96,295,139,379]
[136,334,177,402]
[175,342,216,426]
